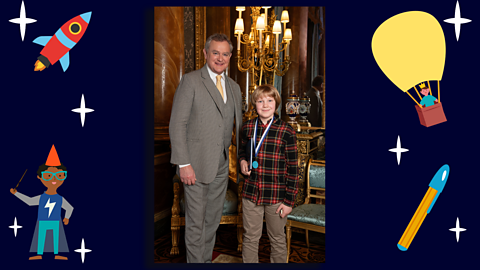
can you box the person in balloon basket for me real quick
[10,145,73,260]
[419,84,438,108]
[239,84,299,263]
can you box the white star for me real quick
[449,217,466,242]
[72,94,94,127]
[444,1,471,41]
[75,238,92,263]
[9,1,37,41]
[389,135,409,165]
[9,217,23,237]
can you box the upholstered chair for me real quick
[286,159,325,262]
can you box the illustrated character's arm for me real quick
[11,190,40,206]
[62,197,74,225]
[420,96,426,106]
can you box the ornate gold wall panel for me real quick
[184,7,195,74]
[195,7,206,70]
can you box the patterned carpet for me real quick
[154,224,325,263]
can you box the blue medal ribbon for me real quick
[249,116,274,170]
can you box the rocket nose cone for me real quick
[80,12,92,24]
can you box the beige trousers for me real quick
[242,198,288,263]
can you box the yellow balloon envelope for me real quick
[372,11,446,92]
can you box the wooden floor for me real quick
[154,223,325,263]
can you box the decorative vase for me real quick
[286,94,300,126]
[298,94,311,127]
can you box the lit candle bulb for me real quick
[259,31,263,50]
[262,7,270,30]
[284,28,292,57]
[235,18,244,50]
[236,6,245,18]
[281,10,289,35]
[256,16,265,50]
[272,20,282,52]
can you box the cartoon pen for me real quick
[397,164,450,251]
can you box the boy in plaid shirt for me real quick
[238,84,298,263]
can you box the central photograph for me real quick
[153,6,326,264]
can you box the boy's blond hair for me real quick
[250,84,282,112]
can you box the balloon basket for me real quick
[415,102,447,127]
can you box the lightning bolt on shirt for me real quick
[14,192,73,221]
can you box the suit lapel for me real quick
[225,77,236,117]
[201,65,224,117]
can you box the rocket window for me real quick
[69,22,82,35]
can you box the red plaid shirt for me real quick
[239,116,299,207]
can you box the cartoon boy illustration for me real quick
[10,145,73,260]
[419,83,438,108]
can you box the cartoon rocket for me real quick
[33,12,92,72]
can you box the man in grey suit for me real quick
[169,33,243,263]
[306,75,324,127]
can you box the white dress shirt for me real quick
[206,65,227,103]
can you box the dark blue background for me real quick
[1,0,477,269]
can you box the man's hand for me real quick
[63,218,69,225]
[276,204,292,218]
[240,160,251,176]
[10,188,17,195]
[180,165,197,185]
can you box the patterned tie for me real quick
[216,75,224,100]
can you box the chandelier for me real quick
[234,7,292,98]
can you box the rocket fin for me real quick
[59,52,70,72]
[32,36,52,46]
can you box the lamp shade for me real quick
[236,6,246,11]
[272,20,282,34]
[281,10,289,23]
[284,28,292,40]
[235,18,244,33]
[256,15,265,30]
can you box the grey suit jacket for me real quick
[169,65,243,184]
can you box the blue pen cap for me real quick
[428,164,450,192]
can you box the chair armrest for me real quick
[172,174,181,217]
[237,175,245,214]
[172,174,181,184]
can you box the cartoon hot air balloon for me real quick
[372,11,447,127]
